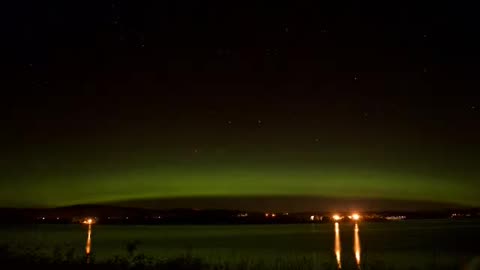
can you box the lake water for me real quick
[2,220,480,269]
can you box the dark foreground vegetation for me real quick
[0,243,474,270]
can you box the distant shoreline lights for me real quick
[332,213,361,222]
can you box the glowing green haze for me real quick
[2,146,479,208]
[2,122,480,209]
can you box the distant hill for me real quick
[0,196,470,218]
[0,196,477,224]
[105,195,469,212]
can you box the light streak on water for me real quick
[335,222,342,269]
[86,224,92,263]
[354,223,361,268]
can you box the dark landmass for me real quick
[110,196,471,212]
[0,197,478,225]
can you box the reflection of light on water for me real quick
[86,224,92,258]
[354,223,361,268]
[335,222,341,269]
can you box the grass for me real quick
[0,242,469,270]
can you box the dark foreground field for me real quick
[1,244,476,270]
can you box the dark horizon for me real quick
[108,196,475,212]
[3,196,475,213]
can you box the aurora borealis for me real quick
[3,132,479,208]
[2,1,479,209]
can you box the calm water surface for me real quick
[2,220,480,268]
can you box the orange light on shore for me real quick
[352,213,360,221]
[332,214,341,221]
[82,218,94,225]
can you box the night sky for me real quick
[1,1,479,209]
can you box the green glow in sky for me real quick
[2,136,479,209]
[2,160,478,208]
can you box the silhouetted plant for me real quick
[125,240,142,257]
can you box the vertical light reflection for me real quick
[335,222,342,269]
[354,223,361,268]
[86,224,92,262]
